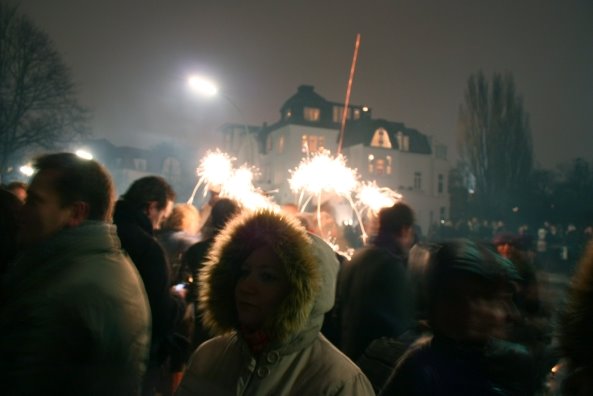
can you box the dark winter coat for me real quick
[0,222,150,395]
[338,234,414,360]
[113,200,185,364]
[379,334,535,396]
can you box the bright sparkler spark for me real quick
[356,181,402,215]
[187,150,277,211]
[187,150,235,204]
[289,150,359,201]
[198,150,234,188]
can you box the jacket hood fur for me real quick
[199,209,339,342]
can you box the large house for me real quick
[220,85,450,235]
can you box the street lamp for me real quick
[187,75,218,97]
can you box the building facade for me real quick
[221,85,450,235]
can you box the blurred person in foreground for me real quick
[176,210,375,395]
[5,181,27,202]
[379,239,535,396]
[337,202,416,360]
[550,241,593,395]
[0,189,23,291]
[0,153,150,395]
[113,176,186,395]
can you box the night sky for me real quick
[17,0,593,168]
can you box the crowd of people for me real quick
[1,152,592,395]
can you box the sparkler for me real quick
[187,149,277,211]
[289,149,360,237]
[356,181,402,216]
[187,150,234,205]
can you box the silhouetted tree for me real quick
[552,158,593,227]
[457,70,533,218]
[0,4,88,182]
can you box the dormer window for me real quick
[396,132,409,151]
[304,107,320,122]
[370,128,392,149]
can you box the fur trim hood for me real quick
[199,210,339,342]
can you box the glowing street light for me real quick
[19,164,34,177]
[75,149,93,160]
[187,75,219,97]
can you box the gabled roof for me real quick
[343,118,432,154]
[256,85,435,155]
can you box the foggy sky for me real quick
[16,0,593,168]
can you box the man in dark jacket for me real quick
[113,176,185,395]
[338,202,416,360]
[0,153,150,395]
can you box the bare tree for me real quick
[457,70,533,218]
[0,4,88,182]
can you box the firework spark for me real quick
[356,181,402,215]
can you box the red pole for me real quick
[337,33,361,155]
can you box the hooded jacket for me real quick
[0,221,151,395]
[176,210,374,396]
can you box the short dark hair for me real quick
[211,198,241,232]
[378,202,415,235]
[33,152,115,221]
[122,176,175,211]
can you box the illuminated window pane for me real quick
[375,159,385,176]
[304,107,320,122]
[371,128,392,148]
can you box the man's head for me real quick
[6,181,27,202]
[122,176,175,230]
[377,202,415,250]
[17,152,115,248]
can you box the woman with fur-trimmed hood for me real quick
[176,210,375,396]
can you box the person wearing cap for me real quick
[379,239,536,396]
[176,209,375,395]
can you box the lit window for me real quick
[386,155,392,175]
[353,108,361,120]
[332,106,352,123]
[304,107,320,122]
[301,134,324,154]
[277,135,285,154]
[375,159,385,176]
[368,154,374,173]
[371,128,392,149]
[397,132,409,151]
[414,172,422,190]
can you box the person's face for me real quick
[17,170,74,248]
[147,199,174,230]
[10,186,27,202]
[235,245,291,331]
[399,225,415,251]
[434,274,516,343]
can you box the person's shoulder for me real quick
[305,335,376,394]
